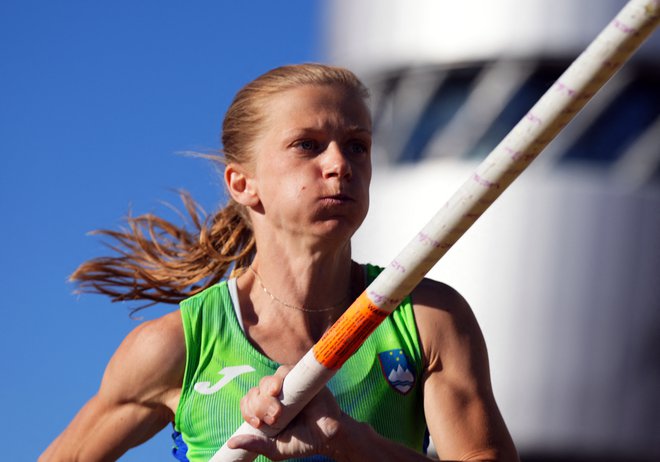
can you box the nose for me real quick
[322,142,352,180]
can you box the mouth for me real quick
[320,193,354,204]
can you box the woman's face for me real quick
[247,84,372,244]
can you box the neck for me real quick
[238,224,362,351]
[249,242,355,313]
[250,265,350,313]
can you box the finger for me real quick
[242,382,283,427]
[240,392,263,428]
[274,364,292,379]
[259,374,282,397]
[301,387,342,437]
[226,434,283,461]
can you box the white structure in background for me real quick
[325,0,659,459]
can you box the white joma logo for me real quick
[193,365,256,395]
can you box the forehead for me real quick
[261,84,372,133]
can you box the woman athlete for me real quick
[40,64,519,462]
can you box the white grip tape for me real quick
[213,1,658,460]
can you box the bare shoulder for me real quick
[114,310,185,363]
[411,278,486,373]
[101,310,186,408]
[411,278,470,313]
[411,277,476,335]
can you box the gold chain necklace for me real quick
[249,265,351,313]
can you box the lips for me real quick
[320,193,354,205]
[328,193,353,200]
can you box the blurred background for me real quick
[2,0,658,461]
[332,0,660,460]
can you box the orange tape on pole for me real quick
[313,292,389,369]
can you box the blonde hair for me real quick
[70,63,370,309]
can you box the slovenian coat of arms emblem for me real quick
[377,349,416,395]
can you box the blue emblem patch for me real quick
[378,349,416,395]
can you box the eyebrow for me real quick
[284,126,372,137]
[348,126,372,135]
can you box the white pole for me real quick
[213,1,659,460]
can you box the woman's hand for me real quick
[226,366,344,460]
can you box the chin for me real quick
[316,218,365,244]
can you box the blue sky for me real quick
[0,1,322,460]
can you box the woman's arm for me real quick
[39,311,185,462]
[413,279,519,462]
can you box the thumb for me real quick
[226,434,281,460]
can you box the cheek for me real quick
[357,164,372,191]
[290,170,314,197]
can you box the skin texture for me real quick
[40,84,519,462]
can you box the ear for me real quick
[225,163,259,207]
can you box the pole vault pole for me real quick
[213,1,659,460]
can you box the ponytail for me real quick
[70,191,255,309]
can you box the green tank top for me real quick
[173,264,426,461]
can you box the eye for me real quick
[347,140,369,155]
[295,139,319,152]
